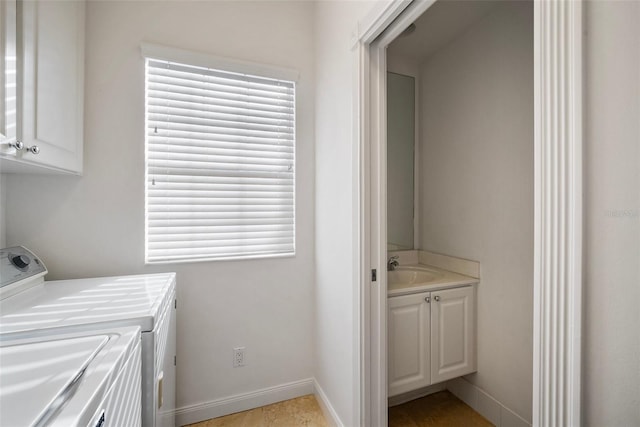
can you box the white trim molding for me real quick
[174,378,314,426]
[314,379,344,427]
[533,0,583,426]
[356,4,440,424]
[448,377,531,427]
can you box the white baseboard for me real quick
[447,377,531,427]
[313,379,343,427]
[175,378,314,426]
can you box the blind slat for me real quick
[148,204,293,213]
[148,151,293,167]
[146,173,292,185]
[148,181,293,191]
[148,188,293,197]
[150,237,293,250]
[145,56,296,263]
[148,124,294,141]
[149,221,294,229]
[148,167,293,180]
[148,59,294,90]
[148,105,292,126]
[147,140,293,157]
[148,114,293,134]
[149,129,293,146]
[148,79,294,106]
[149,230,293,242]
[148,95,293,117]
[148,82,292,105]
[148,212,293,220]
[147,244,293,263]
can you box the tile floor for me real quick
[187,390,492,427]
[389,391,493,426]
[185,395,327,427]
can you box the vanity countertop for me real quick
[387,263,478,297]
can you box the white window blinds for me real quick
[145,57,295,263]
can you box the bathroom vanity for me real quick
[387,253,479,397]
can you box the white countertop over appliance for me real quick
[0,272,176,339]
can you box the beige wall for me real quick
[583,1,640,425]
[418,2,533,421]
[5,1,316,422]
[387,51,420,80]
[313,1,382,424]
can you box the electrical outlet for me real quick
[233,347,246,368]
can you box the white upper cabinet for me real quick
[0,0,18,149]
[1,0,85,174]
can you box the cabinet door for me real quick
[19,0,84,173]
[388,292,431,396]
[0,0,17,149]
[431,286,476,384]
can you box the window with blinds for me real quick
[144,55,295,263]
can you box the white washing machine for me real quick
[0,246,177,427]
[0,326,142,427]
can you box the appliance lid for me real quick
[0,273,175,337]
[0,335,108,427]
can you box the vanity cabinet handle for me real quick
[434,296,440,302]
[27,145,40,154]
[425,296,430,303]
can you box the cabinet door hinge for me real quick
[371,269,377,282]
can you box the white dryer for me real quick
[0,326,142,427]
[0,246,177,427]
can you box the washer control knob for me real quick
[11,254,31,269]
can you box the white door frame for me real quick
[356,1,583,426]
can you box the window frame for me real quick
[142,43,299,264]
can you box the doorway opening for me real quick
[358,1,583,426]
[385,1,534,424]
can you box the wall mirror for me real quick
[386,71,415,250]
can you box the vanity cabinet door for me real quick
[388,292,431,396]
[18,0,84,173]
[431,286,476,384]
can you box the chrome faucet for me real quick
[387,256,399,271]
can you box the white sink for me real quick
[388,266,443,286]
